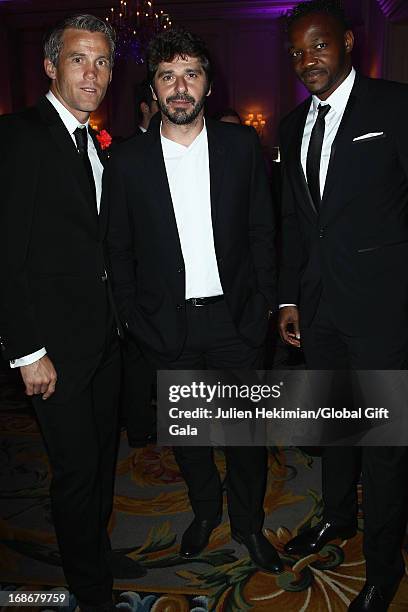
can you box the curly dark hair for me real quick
[147,27,213,90]
[287,0,350,32]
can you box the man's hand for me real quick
[278,306,301,348]
[20,355,57,400]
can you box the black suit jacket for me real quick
[0,96,111,362]
[279,74,408,335]
[105,117,276,359]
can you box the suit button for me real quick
[319,228,324,238]
[101,271,107,282]
[176,303,183,310]
[177,267,184,273]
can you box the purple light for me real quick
[375,0,408,20]
[229,1,299,18]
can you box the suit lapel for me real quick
[36,97,98,221]
[89,127,107,168]
[206,118,227,226]
[144,118,225,259]
[320,75,369,221]
[87,127,109,239]
[287,99,319,218]
[320,93,357,206]
[144,122,184,259]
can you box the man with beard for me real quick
[278,1,408,610]
[106,28,282,572]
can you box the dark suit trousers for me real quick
[147,298,267,535]
[120,340,156,443]
[301,294,408,588]
[32,314,121,604]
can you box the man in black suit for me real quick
[106,27,282,573]
[278,1,408,610]
[0,15,136,610]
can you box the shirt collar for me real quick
[46,90,89,135]
[312,67,356,115]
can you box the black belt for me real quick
[186,295,224,307]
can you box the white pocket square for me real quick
[353,132,384,142]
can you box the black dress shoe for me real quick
[348,582,397,611]
[106,550,147,578]
[284,521,356,556]
[231,530,284,574]
[180,516,222,558]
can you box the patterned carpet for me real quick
[1,364,408,611]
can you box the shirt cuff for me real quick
[10,348,47,368]
[279,304,297,308]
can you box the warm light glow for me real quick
[369,58,380,78]
[245,111,267,136]
[90,111,102,132]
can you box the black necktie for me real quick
[306,103,331,212]
[74,126,96,205]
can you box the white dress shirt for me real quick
[301,67,356,197]
[45,91,104,212]
[280,68,356,310]
[10,91,104,368]
[161,121,223,299]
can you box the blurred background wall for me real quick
[0,0,407,148]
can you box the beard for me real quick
[158,92,206,125]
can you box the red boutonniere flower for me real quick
[96,129,112,150]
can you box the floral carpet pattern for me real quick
[1,367,407,611]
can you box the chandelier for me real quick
[105,0,173,62]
